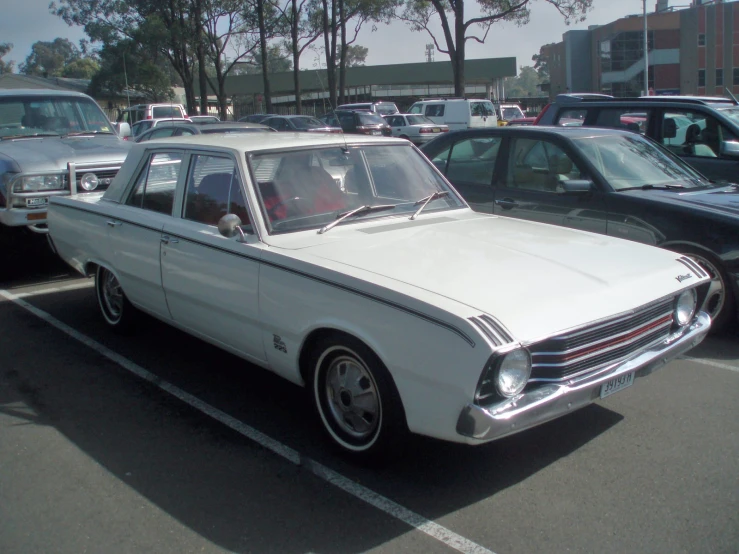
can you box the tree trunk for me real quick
[454,0,465,97]
[194,0,208,116]
[338,0,346,105]
[322,0,337,109]
[257,0,273,113]
[291,0,301,114]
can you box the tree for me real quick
[238,45,293,74]
[62,57,100,79]
[0,43,14,74]
[401,0,592,97]
[20,38,80,77]
[532,43,554,79]
[341,44,367,67]
[503,65,542,97]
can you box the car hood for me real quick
[622,185,739,217]
[291,214,694,342]
[0,135,132,173]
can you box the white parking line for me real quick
[0,288,495,554]
[680,356,739,373]
[9,281,93,298]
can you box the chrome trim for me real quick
[468,314,514,347]
[677,256,708,278]
[456,312,711,441]
[68,162,77,195]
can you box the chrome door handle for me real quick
[106,220,121,227]
[161,235,179,245]
[495,199,519,209]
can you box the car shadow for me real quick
[0,228,75,288]
[0,288,625,553]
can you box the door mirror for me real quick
[218,214,246,242]
[663,118,677,139]
[116,122,132,138]
[719,140,739,158]
[561,179,593,194]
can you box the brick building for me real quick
[542,0,739,98]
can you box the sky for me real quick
[1,0,651,74]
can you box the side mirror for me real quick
[117,122,132,138]
[561,179,593,194]
[663,118,677,139]
[719,140,739,158]
[218,214,246,242]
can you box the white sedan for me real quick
[383,114,449,144]
[48,132,710,461]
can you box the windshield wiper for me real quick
[410,190,450,220]
[618,184,685,192]
[1,132,60,140]
[64,131,115,137]
[318,204,397,234]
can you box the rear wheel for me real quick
[678,247,735,332]
[95,266,137,332]
[309,333,407,462]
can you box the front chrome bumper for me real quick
[457,311,711,442]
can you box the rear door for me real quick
[492,136,607,233]
[468,100,498,128]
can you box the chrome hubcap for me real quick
[324,355,379,439]
[102,271,123,320]
[688,254,725,320]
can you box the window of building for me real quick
[734,68,739,85]
[716,69,723,86]
[698,33,706,47]
[699,69,706,87]
[598,31,654,73]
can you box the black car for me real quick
[237,114,277,123]
[318,110,392,136]
[534,94,739,183]
[260,115,342,133]
[421,126,739,331]
[135,122,274,142]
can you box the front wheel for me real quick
[95,266,137,332]
[309,334,407,462]
[679,248,735,332]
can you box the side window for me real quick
[594,109,651,134]
[126,152,182,214]
[506,139,582,193]
[425,105,445,117]
[150,128,176,139]
[660,110,736,158]
[445,137,500,186]
[555,109,586,126]
[408,104,422,114]
[176,128,195,136]
[183,155,251,231]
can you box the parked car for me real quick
[496,103,526,125]
[260,115,342,133]
[534,94,739,182]
[129,118,192,139]
[135,122,274,142]
[0,89,132,232]
[238,114,276,123]
[318,110,391,136]
[336,101,399,116]
[189,115,221,124]
[382,114,449,144]
[115,103,188,136]
[48,132,710,460]
[407,98,498,130]
[420,126,739,330]
[505,117,536,126]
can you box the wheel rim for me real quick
[688,254,725,321]
[101,270,124,322]
[323,354,380,441]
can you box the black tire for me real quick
[677,247,735,333]
[309,333,407,462]
[95,266,137,333]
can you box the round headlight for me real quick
[674,288,697,326]
[496,349,532,397]
[80,173,99,191]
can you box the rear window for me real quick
[358,113,386,125]
[152,106,184,119]
[470,101,495,117]
[375,103,399,115]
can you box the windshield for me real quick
[375,103,399,115]
[291,117,326,130]
[406,115,435,125]
[718,107,739,125]
[0,95,113,138]
[248,144,464,234]
[502,107,525,120]
[572,134,710,190]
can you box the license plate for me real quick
[26,197,49,207]
[600,372,634,399]
[433,127,441,132]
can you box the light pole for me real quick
[643,0,649,96]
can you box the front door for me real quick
[492,137,607,233]
[160,153,266,364]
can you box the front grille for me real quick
[529,298,674,382]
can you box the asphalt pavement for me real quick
[1,238,737,554]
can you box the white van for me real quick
[336,101,399,116]
[407,98,498,130]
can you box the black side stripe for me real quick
[59,203,477,347]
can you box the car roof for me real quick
[552,93,738,107]
[0,88,91,98]
[438,126,636,139]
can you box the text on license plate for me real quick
[433,127,441,132]
[26,197,49,207]
[600,372,634,399]
[371,131,381,135]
